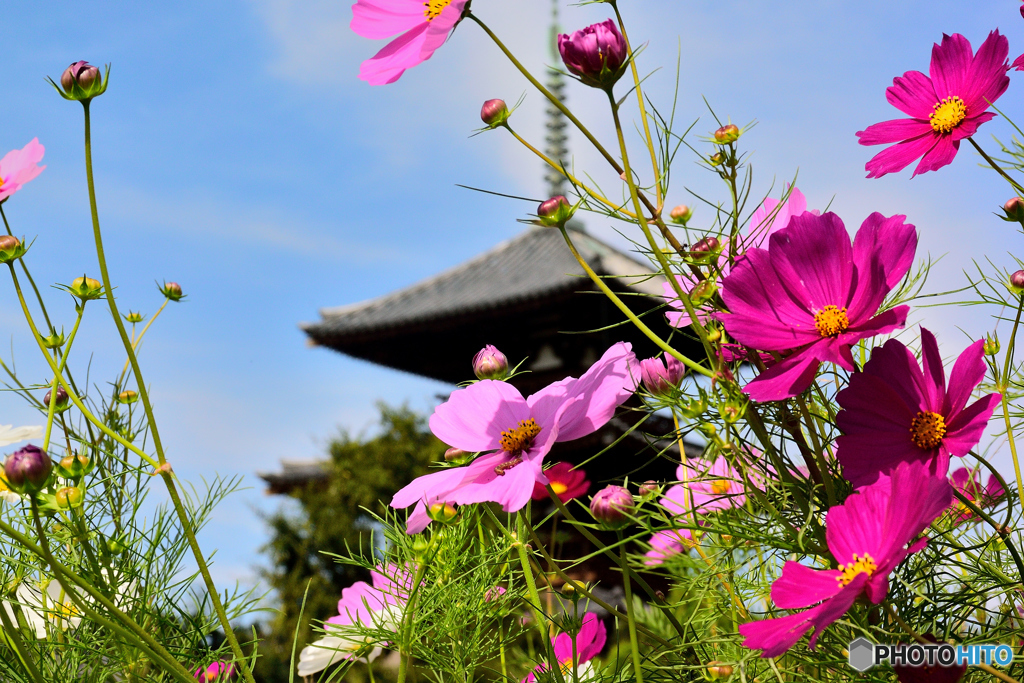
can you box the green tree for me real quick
[254,403,445,681]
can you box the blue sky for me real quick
[0,0,1020,601]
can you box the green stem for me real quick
[557,227,711,378]
[969,137,1024,196]
[616,531,644,683]
[0,594,46,683]
[515,512,565,683]
[1,205,55,333]
[951,490,1024,581]
[80,100,253,683]
[1001,295,1024,514]
[396,558,430,683]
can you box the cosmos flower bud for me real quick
[639,480,660,496]
[480,99,510,128]
[709,151,726,167]
[0,235,26,264]
[669,205,693,225]
[690,236,720,259]
[537,196,574,227]
[639,354,685,397]
[558,19,628,91]
[1004,197,1024,222]
[707,662,734,679]
[44,386,70,411]
[56,61,107,101]
[69,276,103,300]
[4,445,52,494]
[124,311,144,324]
[713,124,740,144]
[41,331,65,349]
[1010,270,1024,294]
[444,447,472,465]
[59,452,92,478]
[984,333,1000,356]
[589,485,635,529]
[160,281,184,301]
[473,345,510,380]
[689,278,717,306]
[117,390,139,405]
[428,502,459,524]
[56,485,84,509]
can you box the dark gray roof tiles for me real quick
[302,227,665,338]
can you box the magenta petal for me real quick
[918,328,947,413]
[945,339,987,416]
[963,30,1010,112]
[1013,53,1024,71]
[769,212,853,312]
[911,135,960,177]
[853,213,917,291]
[930,33,972,99]
[742,351,821,402]
[864,133,938,179]
[449,452,544,512]
[857,118,933,146]
[391,466,466,510]
[350,0,426,39]
[943,393,1001,456]
[358,22,430,85]
[429,380,529,452]
[885,70,937,119]
[417,1,467,57]
[952,112,997,141]
[770,562,843,609]
[553,613,606,662]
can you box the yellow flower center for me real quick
[551,481,568,495]
[929,96,967,134]
[814,305,849,337]
[836,553,877,587]
[710,479,732,495]
[423,0,452,20]
[910,411,946,449]
[499,419,541,454]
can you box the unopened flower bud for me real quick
[124,311,144,324]
[56,61,106,101]
[44,386,69,411]
[0,235,26,264]
[160,281,184,301]
[428,502,459,524]
[444,447,472,464]
[689,236,720,261]
[559,582,579,599]
[55,485,84,509]
[1010,270,1024,294]
[689,278,717,306]
[707,662,734,679]
[1004,197,1024,222]
[473,345,510,380]
[589,485,634,529]
[713,124,740,144]
[639,354,685,397]
[985,333,1000,356]
[58,452,92,479]
[480,99,510,128]
[41,331,65,349]
[669,205,692,225]
[4,445,52,494]
[117,390,138,405]
[69,276,103,300]
[639,480,660,496]
[106,537,126,554]
[722,404,742,423]
[537,196,574,227]
[558,20,628,91]
[412,536,430,553]
[709,152,726,167]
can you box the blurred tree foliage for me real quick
[252,403,445,681]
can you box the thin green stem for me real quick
[515,512,565,683]
[616,531,644,683]
[0,595,46,683]
[2,205,55,333]
[116,297,170,388]
[557,227,711,378]
[396,559,430,683]
[1001,295,1024,514]
[969,137,1024,196]
[80,100,253,682]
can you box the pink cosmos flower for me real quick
[739,460,952,657]
[297,566,411,677]
[663,458,749,516]
[392,343,638,533]
[948,466,1005,523]
[194,662,233,682]
[531,461,589,503]
[718,211,916,402]
[558,20,628,90]
[351,0,468,85]
[0,139,45,202]
[664,187,812,329]
[523,612,607,682]
[639,353,685,396]
[643,527,695,566]
[836,328,1002,488]
[857,31,1009,178]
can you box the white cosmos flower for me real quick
[0,425,43,448]
[297,633,381,677]
[2,580,82,637]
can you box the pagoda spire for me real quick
[544,0,570,200]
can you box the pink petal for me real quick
[742,350,821,402]
[943,393,1001,456]
[864,133,938,178]
[856,118,933,146]
[930,33,973,100]
[952,111,996,141]
[911,135,960,177]
[884,70,937,119]
[769,212,853,313]
[391,466,467,510]
[962,30,1010,113]
[918,328,947,413]
[429,380,529,452]
[351,0,427,39]
[945,338,988,417]
[852,212,917,292]
[359,22,430,85]
[553,613,606,662]
[450,451,545,512]
[770,562,843,609]
[1013,53,1024,71]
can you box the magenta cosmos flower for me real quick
[948,466,1005,523]
[523,613,607,682]
[643,528,695,566]
[392,342,638,533]
[857,31,1009,178]
[718,211,916,402]
[664,187,813,330]
[194,662,233,682]
[639,353,684,396]
[351,0,468,85]
[836,328,1001,488]
[558,19,627,90]
[740,460,952,657]
[531,461,589,503]
[663,458,750,515]
[0,139,45,202]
